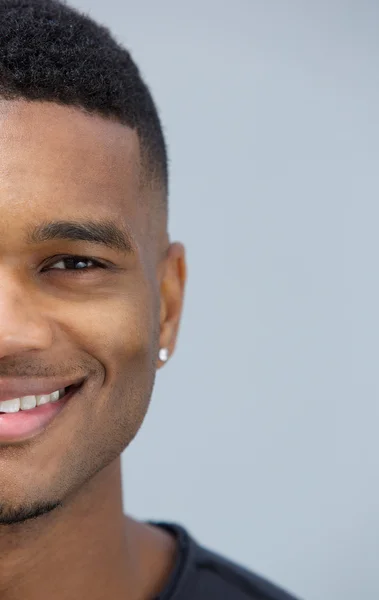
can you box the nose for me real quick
[0,276,53,358]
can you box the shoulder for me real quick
[153,522,301,600]
[189,539,300,600]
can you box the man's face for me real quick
[0,100,184,521]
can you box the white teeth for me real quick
[36,394,51,406]
[34,389,65,408]
[34,389,64,407]
[0,388,66,413]
[50,390,60,403]
[0,398,21,413]
[20,396,37,410]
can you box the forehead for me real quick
[0,100,141,229]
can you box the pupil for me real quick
[74,259,87,269]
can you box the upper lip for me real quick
[0,376,86,403]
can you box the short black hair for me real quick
[0,0,168,199]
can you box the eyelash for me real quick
[42,255,107,273]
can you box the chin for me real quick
[0,499,63,525]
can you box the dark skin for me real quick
[0,100,186,599]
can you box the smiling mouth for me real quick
[0,381,85,444]
[0,382,83,414]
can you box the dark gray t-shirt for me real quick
[151,523,301,600]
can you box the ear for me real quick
[157,242,187,368]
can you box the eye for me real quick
[42,255,107,272]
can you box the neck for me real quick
[0,459,176,600]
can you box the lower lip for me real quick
[0,385,81,444]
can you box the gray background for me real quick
[70,2,378,599]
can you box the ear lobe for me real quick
[157,242,186,366]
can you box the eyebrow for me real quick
[26,219,135,255]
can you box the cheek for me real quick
[59,287,157,375]
[38,287,160,484]
[101,293,157,379]
[59,284,159,422]
[84,292,159,453]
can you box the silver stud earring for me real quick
[159,348,169,362]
